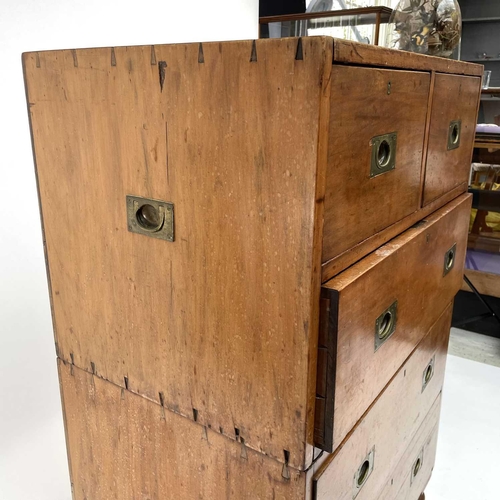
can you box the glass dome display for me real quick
[386,0,462,58]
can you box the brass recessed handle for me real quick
[411,449,424,485]
[422,356,435,393]
[127,195,175,242]
[353,447,375,498]
[375,301,398,351]
[370,132,397,177]
[447,120,461,150]
[443,243,457,276]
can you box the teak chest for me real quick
[24,37,481,499]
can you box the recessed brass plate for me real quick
[126,195,174,242]
[447,120,461,150]
[370,132,397,178]
[374,301,398,351]
[443,243,456,276]
[353,447,375,498]
[411,448,424,485]
[422,355,435,393]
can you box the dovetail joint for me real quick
[295,38,304,60]
[250,41,257,62]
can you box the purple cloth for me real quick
[476,124,500,134]
[466,249,500,275]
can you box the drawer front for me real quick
[313,304,450,500]
[323,66,430,263]
[377,398,441,500]
[423,73,481,206]
[315,194,470,452]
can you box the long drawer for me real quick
[377,396,441,500]
[315,194,470,452]
[312,303,451,500]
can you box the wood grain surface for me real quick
[322,66,430,262]
[24,37,333,469]
[462,269,500,299]
[418,71,436,208]
[58,360,308,500]
[377,398,440,500]
[321,183,467,282]
[318,195,470,451]
[313,303,452,500]
[333,39,483,77]
[24,37,477,492]
[423,73,481,206]
[321,182,468,282]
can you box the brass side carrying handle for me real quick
[126,195,175,242]
[370,132,397,177]
[375,301,398,351]
[353,447,375,498]
[443,243,457,276]
[447,120,461,150]
[422,356,435,393]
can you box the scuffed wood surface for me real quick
[313,303,451,499]
[24,37,333,469]
[321,183,468,282]
[59,360,307,500]
[333,39,483,77]
[322,66,429,263]
[377,400,440,500]
[423,73,481,206]
[320,195,470,451]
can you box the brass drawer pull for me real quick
[443,243,457,276]
[447,120,461,150]
[375,301,398,351]
[422,356,435,393]
[411,448,424,485]
[370,132,397,177]
[353,447,375,498]
[126,195,175,242]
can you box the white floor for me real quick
[425,329,500,500]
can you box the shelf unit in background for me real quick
[452,1,500,334]
[460,0,500,89]
[463,17,500,23]
[459,1,500,122]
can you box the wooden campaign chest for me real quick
[23,37,481,499]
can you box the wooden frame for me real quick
[462,270,500,298]
[259,7,393,46]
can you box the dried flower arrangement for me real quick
[389,0,462,58]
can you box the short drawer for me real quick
[423,73,481,206]
[314,194,470,452]
[322,65,430,263]
[377,397,440,500]
[312,303,450,500]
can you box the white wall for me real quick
[0,2,258,499]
